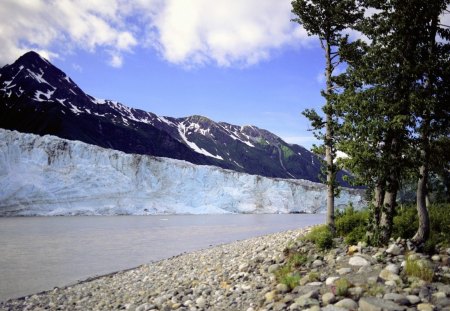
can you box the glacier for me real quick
[0,129,366,216]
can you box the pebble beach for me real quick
[1,225,449,311]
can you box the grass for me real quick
[274,250,308,290]
[404,257,434,283]
[302,225,334,250]
[334,278,352,296]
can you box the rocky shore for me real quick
[1,226,449,311]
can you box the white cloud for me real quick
[0,0,137,66]
[108,52,123,68]
[149,0,310,67]
[0,0,311,68]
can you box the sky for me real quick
[0,0,336,150]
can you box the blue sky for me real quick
[0,0,332,150]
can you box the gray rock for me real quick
[386,244,402,255]
[300,289,320,299]
[359,297,407,311]
[379,269,401,283]
[385,263,400,274]
[294,296,319,307]
[306,281,322,286]
[326,276,340,285]
[417,303,436,311]
[275,283,289,293]
[321,305,348,311]
[431,255,440,262]
[268,264,280,273]
[312,259,323,267]
[322,292,336,305]
[195,297,206,308]
[349,256,370,266]
[385,280,397,287]
[383,293,409,305]
[335,298,358,310]
[337,267,352,275]
[406,295,421,305]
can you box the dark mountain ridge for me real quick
[0,51,343,183]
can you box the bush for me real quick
[336,206,369,237]
[392,206,418,239]
[303,225,334,250]
[335,206,369,245]
[392,203,450,251]
[334,278,352,296]
[274,265,300,290]
[404,257,434,283]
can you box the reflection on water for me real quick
[0,214,324,302]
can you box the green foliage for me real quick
[289,253,308,268]
[307,272,320,282]
[392,203,450,251]
[336,206,368,236]
[274,265,301,290]
[280,145,295,159]
[335,206,369,245]
[334,278,352,296]
[366,284,385,296]
[392,206,418,239]
[274,250,308,290]
[405,257,434,283]
[303,225,334,250]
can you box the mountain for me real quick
[0,129,365,216]
[0,51,338,183]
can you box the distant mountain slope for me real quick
[0,51,343,183]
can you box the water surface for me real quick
[0,214,324,302]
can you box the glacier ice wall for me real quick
[0,129,366,216]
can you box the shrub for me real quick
[334,278,352,296]
[289,253,307,268]
[336,206,369,237]
[404,257,434,283]
[303,225,334,250]
[274,265,301,290]
[392,206,418,239]
[392,203,450,251]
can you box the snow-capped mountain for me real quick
[0,129,365,216]
[0,51,343,183]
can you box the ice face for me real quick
[0,129,365,216]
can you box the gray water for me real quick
[0,214,324,302]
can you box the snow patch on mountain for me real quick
[178,123,224,160]
[0,129,366,216]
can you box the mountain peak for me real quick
[15,51,51,68]
[0,51,351,184]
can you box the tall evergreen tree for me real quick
[411,0,450,245]
[337,0,425,244]
[337,0,450,244]
[291,0,362,233]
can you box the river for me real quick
[0,214,324,302]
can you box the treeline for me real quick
[291,0,450,246]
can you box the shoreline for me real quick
[1,227,313,310]
[3,224,448,311]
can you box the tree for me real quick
[337,0,450,245]
[337,0,426,244]
[291,0,362,233]
[411,0,450,245]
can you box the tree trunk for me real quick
[412,161,430,245]
[324,41,335,234]
[412,10,438,246]
[372,183,385,228]
[379,137,399,244]
[380,185,397,244]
